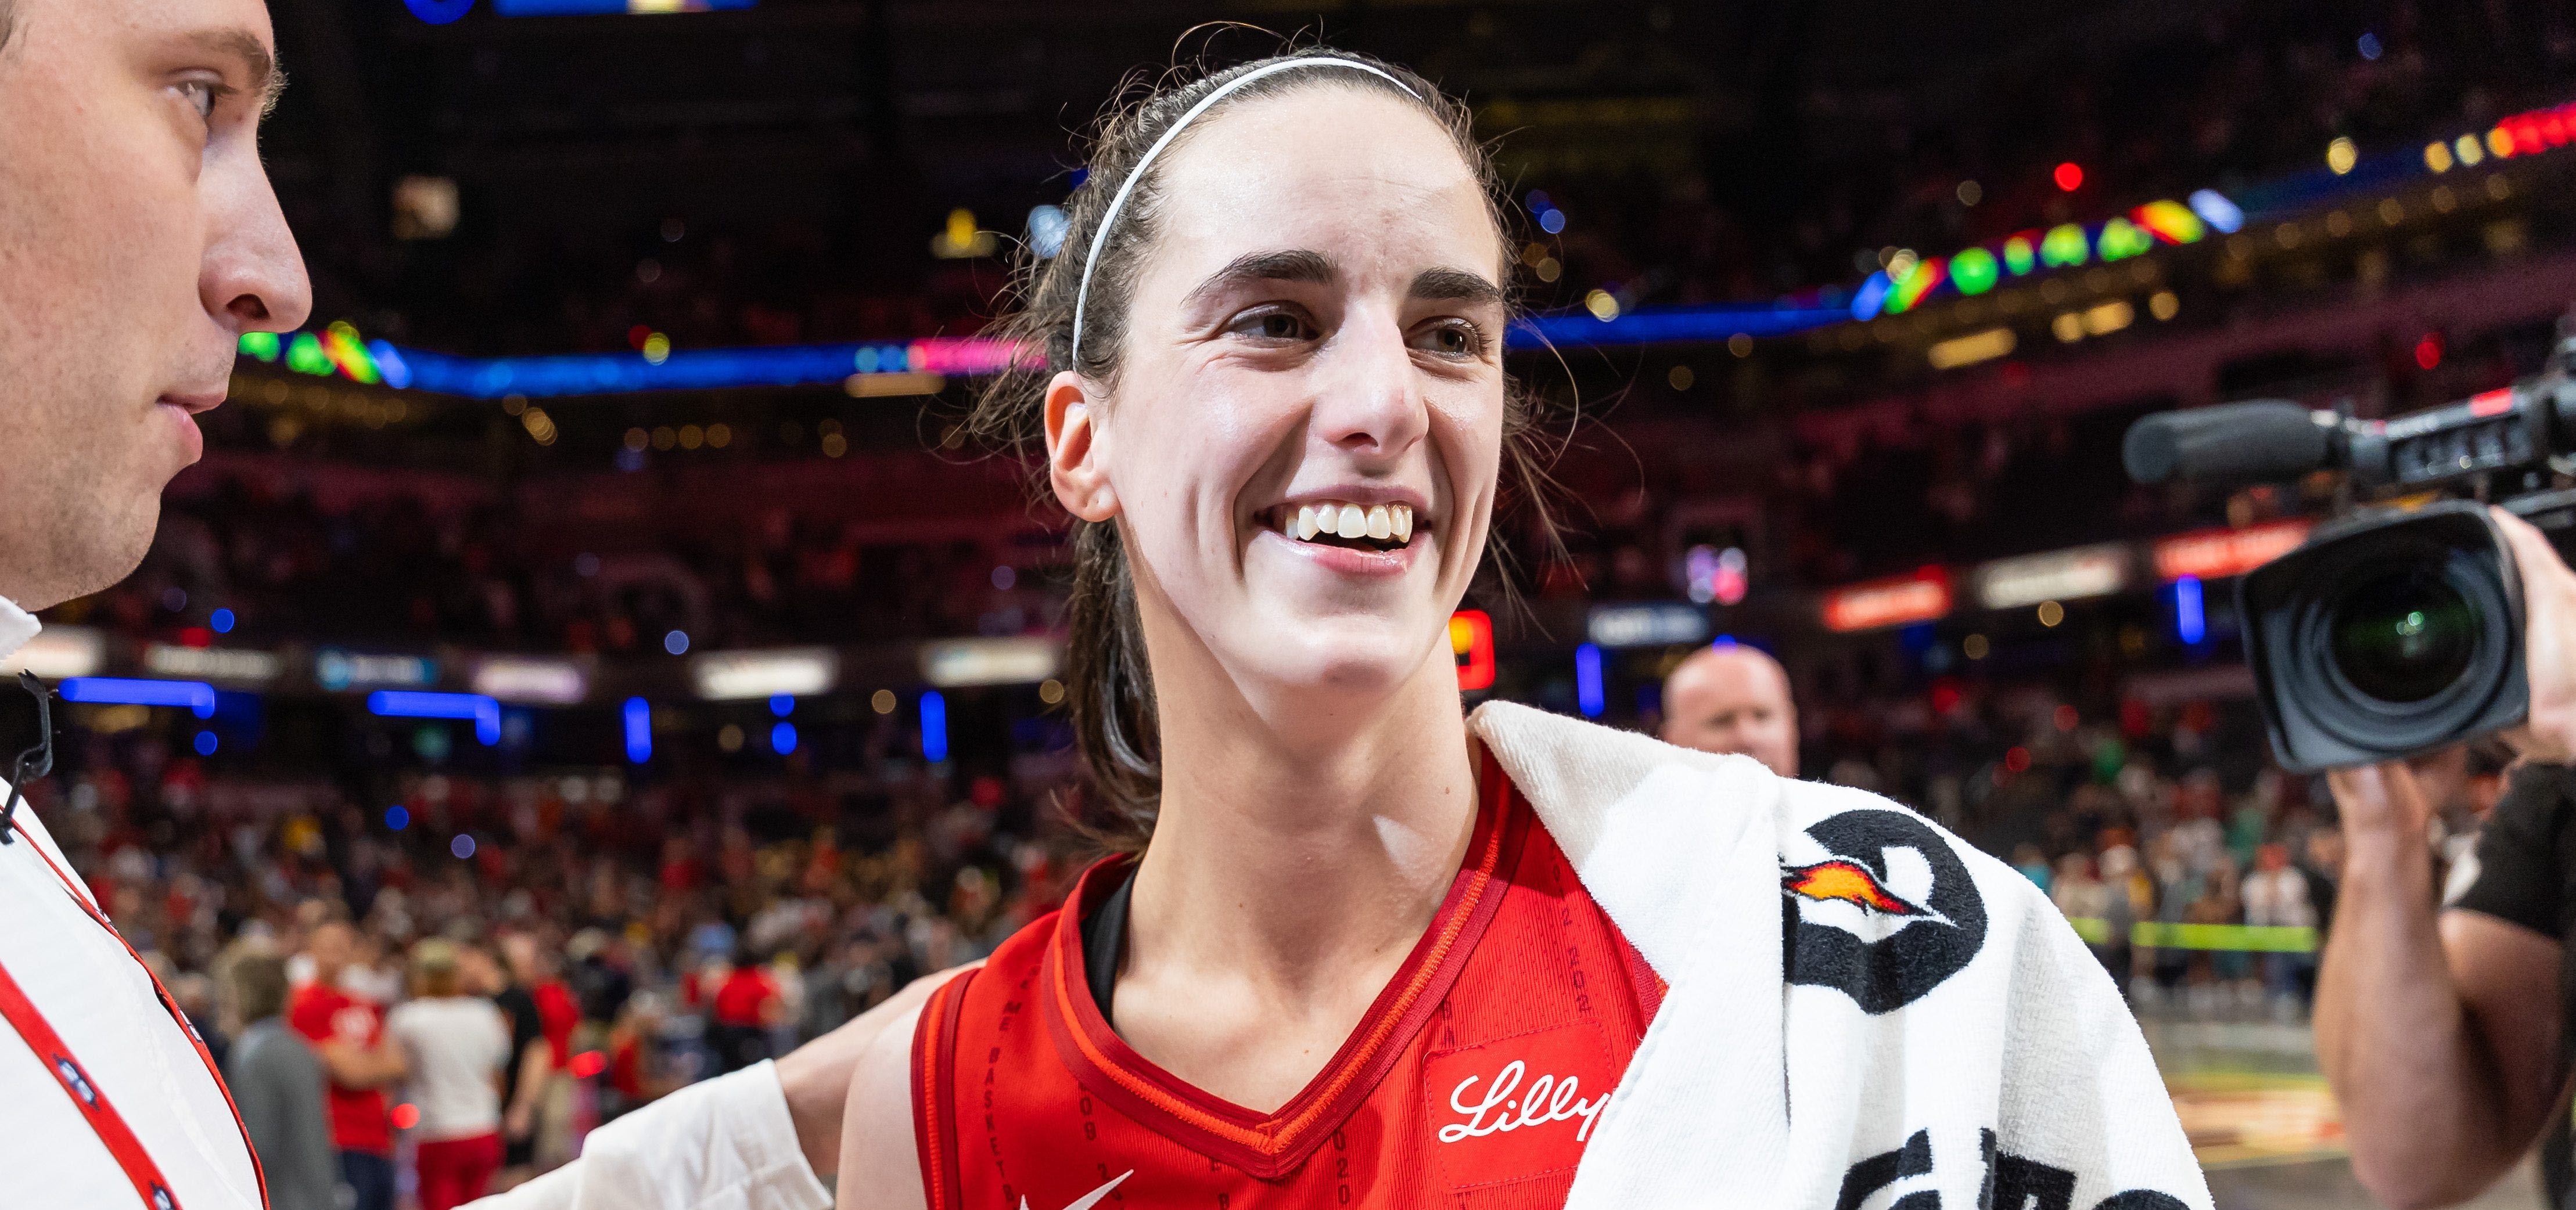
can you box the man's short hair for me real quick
[233,952,291,1023]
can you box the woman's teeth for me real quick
[1280,502,1415,549]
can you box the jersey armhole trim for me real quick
[909,967,977,1210]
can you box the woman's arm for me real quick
[462,966,969,1210]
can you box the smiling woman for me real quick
[839,44,2212,1210]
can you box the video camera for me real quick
[2122,319,2576,772]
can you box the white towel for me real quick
[1470,701,2211,1210]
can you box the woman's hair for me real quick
[966,46,1551,850]
[411,937,463,998]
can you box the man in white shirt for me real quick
[0,3,940,1207]
[0,2,307,1207]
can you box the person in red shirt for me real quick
[289,920,406,1210]
[708,948,784,1075]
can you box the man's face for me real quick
[0,0,307,610]
[1660,647,1800,777]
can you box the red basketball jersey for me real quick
[910,766,1662,1209]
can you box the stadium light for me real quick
[60,677,217,719]
[1575,644,1606,718]
[623,697,653,765]
[919,691,949,764]
[367,691,501,747]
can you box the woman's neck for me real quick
[1125,651,1480,1008]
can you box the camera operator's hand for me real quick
[2492,508,2576,762]
[2324,759,2434,842]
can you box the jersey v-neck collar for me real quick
[1040,762,1524,1179]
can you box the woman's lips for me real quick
[1255,526,1420,577]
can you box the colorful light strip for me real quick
[1858,197,2223,321]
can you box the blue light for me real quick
[1527,190,1551,211]
[61,678,217,719]
[1711,634,1738,648]
[769,694,794,718]
[2358,31,2383,61]
[367,691,501,746]
[403,0,475,22]
[2187,189,2244,235]
[623,697,653,765]
[210,608,236,635]
[771,721,798,755]
[1537,208,1567,235]
[663,630,689,656]
[920,690,949,764]
[451,834,476,859]
[1575,643,1606,718]
[1027,205,1069,258]
[385,805,410,831]
[1849,271,1893,319]
[1515,304,1851,350]
[2176,575,2207,645]
[192,730,218,757]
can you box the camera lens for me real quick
[2328,567,2478,703]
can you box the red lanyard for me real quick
[0,816,268,1209]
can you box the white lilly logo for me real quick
[1438,1059,1610,1144]
[1019,1170,1131,1210]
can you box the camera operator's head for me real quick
[0,0,308,611]
[1661,643,1799,777]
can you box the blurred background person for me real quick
[387,939,511,1210]
[1659,644,1799,776]
[498,932,581,1171]
[290,920,405,1210]
[225,952,340,1210]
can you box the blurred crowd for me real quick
[58,468,1051,654]
[23,723,1080,1208]
[360,2,2576,359]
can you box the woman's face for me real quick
[1050,85,1507,717]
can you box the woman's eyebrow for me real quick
[1180,249,1338,309]
[1410,267,1503,306]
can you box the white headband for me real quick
[1068,57,1421,366]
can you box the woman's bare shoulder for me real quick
[836,965,977,1210]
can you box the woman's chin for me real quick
[1227,621,1439,703]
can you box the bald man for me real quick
[1660,644,1800,777]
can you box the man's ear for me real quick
[1044,372,1118,523]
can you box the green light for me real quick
[238,332,280,362]
[1950,247,1999,296]
[2002,234,2036,276]
[2096,217,2153,262]
[2398,610,2426,636]
[2039,224,2090,269]
[285,332,335,377]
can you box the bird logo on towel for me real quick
[1783,809,1989,1014]
[1783,859,1927,917]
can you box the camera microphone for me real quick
[2120,399,2340,486]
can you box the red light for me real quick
[2052,162,2083,192]
[2119,698,2150,738]
[178,627,213,649]
[570,1050,608,1079]
[1929,679,1962,716]
[2003,746,2032,773]
[2053,704,2078,732]
[391,1103,421,1130]
[627,325,653,350]
[2415,333,2442,370]
[1450,610,1495,692]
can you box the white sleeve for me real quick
[462,1059,829,1210]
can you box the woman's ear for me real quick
[1044,371,1118,523]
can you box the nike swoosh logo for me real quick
[1018,1169,1131,1210]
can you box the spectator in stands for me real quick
[386,939,510,1210]
[470,939,551,1188]
[2241,842,2315,1012]
[289,921,405,1210]
[499,932,581,1171]
[225,952,340,1210]
[710,945,786,1075]
[1658,644,1799,776]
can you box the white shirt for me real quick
[0,600,264,1210]
[389,995,511,1141]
